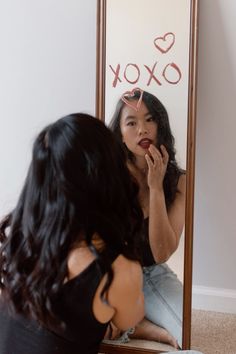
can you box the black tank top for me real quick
[140,218,156,266]
[0,248,118,354]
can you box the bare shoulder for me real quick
[108,254,143,300]
[67,245,95,280]
[67,234,105,280]
[112,254,142,282]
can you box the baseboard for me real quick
[192,285,236,314]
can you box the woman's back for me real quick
[0,243,144,354]
[0,246,113,354]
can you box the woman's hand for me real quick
[145,144,169,190]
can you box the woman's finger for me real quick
[160,145,169,165]
[145,153,154,170]
[148,144,162,163]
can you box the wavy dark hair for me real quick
[0,113,143,328]
[109,89,185,209]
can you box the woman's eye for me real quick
[146,116,154,122]
[127,121,135,126]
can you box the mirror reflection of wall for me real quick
[105,0,192,169]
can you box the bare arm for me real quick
[146,145,186,263]
[106,255,144,330]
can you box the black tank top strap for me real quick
[88,243,120,275]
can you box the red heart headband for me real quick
[121,88,144,111]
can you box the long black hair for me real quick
[109,89,185,209]
[0,113,143,328]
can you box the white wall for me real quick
[192,0,236,313]
[0,0,97,217]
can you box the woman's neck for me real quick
[134,156,148,174]
[127,157,148,182]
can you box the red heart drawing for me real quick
[121,88,143,111]
[154,32,175,54]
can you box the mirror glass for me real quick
[96,0,198,352]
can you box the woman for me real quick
[109,89,186,348]
[0,113,145,354]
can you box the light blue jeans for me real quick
[143,263,183,347]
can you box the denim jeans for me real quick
[143,263,183,347]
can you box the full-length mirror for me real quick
[96,1,198,353]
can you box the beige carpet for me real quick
[100,310,236,353]
[191,309,236,354]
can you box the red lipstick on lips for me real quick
[138,138,152,149]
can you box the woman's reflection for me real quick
[109,88,186,348]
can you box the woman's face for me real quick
[120,100,158,158]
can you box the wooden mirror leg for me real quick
[182,0,199,349]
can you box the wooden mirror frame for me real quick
[96,1,199,352]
